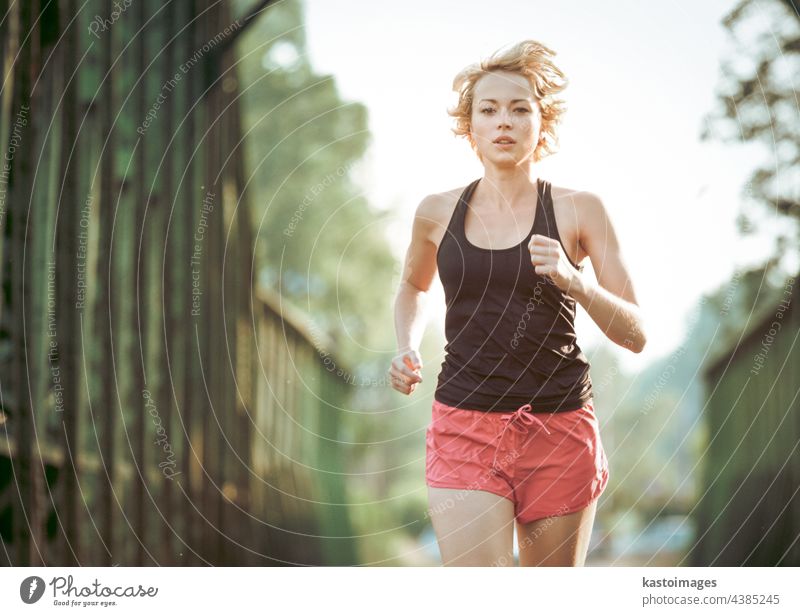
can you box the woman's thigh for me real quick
[427,486,516,566]
[516,498,598,566]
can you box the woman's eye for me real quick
[480,107,529,114]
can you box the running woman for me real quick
[389,40,646,566]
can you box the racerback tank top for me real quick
[435,176,593,413]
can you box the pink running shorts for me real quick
[425,397,609,525]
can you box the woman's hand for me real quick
[389,348,423,395]
[528,234,582,295]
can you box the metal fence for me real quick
[0,0,356,566]
[692,274,800,565]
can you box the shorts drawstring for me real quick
[490,403,551,474]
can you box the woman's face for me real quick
[470,70,542,165]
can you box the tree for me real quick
[701,0,800,253]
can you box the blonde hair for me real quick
[447,40,569,163]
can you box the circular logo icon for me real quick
[20,576,46,604]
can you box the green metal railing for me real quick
[0,0,356,566]
[693,275,800,565]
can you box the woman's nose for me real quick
[497,110,512,128]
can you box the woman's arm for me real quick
[529,191,647,353]
[571,191,646,353]
[390,195,441,394]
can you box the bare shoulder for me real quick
[415,185,464,221]
[413,184,467,242]
[550,183,605,211]
[550,183,610,230]
[548,183,609,266]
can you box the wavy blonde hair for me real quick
[448,40,569,163]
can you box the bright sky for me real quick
[301,0,790,371]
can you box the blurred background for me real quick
[0,0,798,566]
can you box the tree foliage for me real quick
[701,0,800,247]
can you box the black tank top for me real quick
[434,177,593,413]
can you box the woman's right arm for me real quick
[390,195,441,395]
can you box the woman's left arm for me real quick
[529,191,647,353]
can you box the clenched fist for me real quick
[389,348,423,395]
[528,234,581,295]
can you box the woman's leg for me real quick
[427,486,516,566]
[515,498,598,566]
